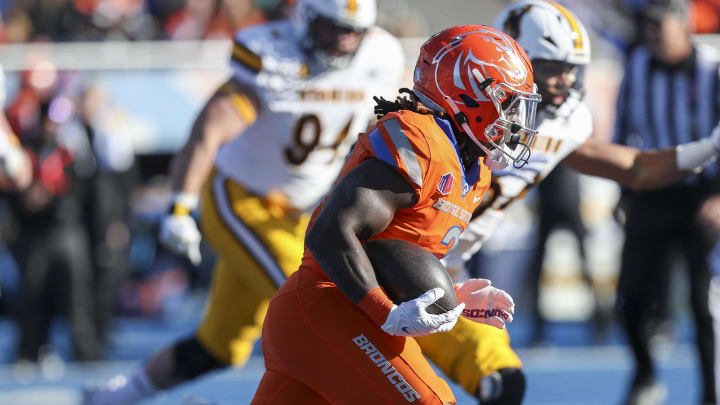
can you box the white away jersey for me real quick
[214,21,405,211]
[444,96,593,280]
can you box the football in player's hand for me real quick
[363,238,457,315]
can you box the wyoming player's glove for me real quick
[159,192,202,265]
[454,278,515,329]
[160,214,202,265]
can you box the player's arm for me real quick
[307,158,416,302]
[562,130,720,190]
[306,158,463,336]
[160,79,259,264]
[168,79,258,196]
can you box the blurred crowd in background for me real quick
[0,0,286,43]
[0,0,719,368]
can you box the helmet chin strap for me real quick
[443,96,510,170]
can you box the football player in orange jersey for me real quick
[251,25,541,405]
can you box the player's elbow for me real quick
[305,221,324,256]
[306,213,354,259]
[306,215,336,257]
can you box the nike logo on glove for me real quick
[401,326,411,334]
[473,194,483,204]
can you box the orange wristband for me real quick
[358,286,394,326]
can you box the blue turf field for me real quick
[0,316,699,405]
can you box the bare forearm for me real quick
[563,141,691,190]
[628,149,691,190]
[169,132,221,194]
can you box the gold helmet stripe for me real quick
[347,0,357,16]
[548,1,583,50]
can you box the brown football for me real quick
[363,238,457,315]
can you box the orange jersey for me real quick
[301,110,492,279]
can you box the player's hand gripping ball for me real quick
[380,288,464,337]
[363,239,464,337]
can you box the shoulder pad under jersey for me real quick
[365,111,434,192]
[230,21,301,82]
[541,94,593,143]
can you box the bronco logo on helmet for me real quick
[431,28,530,98]
[412,25,541,170]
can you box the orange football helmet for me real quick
[412,25,541,169]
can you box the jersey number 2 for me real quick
[441,226,463,252]
[285,114,354,165]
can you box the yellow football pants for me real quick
[416,318,522,395]
[196,170,308,366]
[194,169,522,396]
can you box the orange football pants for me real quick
[251,269,456,405]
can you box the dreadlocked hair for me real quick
[374,88,481,168]
[373,88,448,120]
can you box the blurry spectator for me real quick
[162,0,231,39]
[0,0,293,43]
[613,0,720,404]
[4,9,33,43]
[253,0,293,21]
[221,0,293,31]
[702,199,720,405]
[8,91,100,362]
[0,60,32,321]
[76,81,138,352]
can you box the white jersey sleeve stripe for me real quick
[212,173,287,288]
[383,118,423,188]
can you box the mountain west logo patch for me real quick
[437,173,454,195]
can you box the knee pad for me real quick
[172,336,225,380]
[478,367,526,405]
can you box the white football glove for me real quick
[454,278,515,329]
[159,214,202,265]
[381,288,465,337]
[677,121,720,170]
